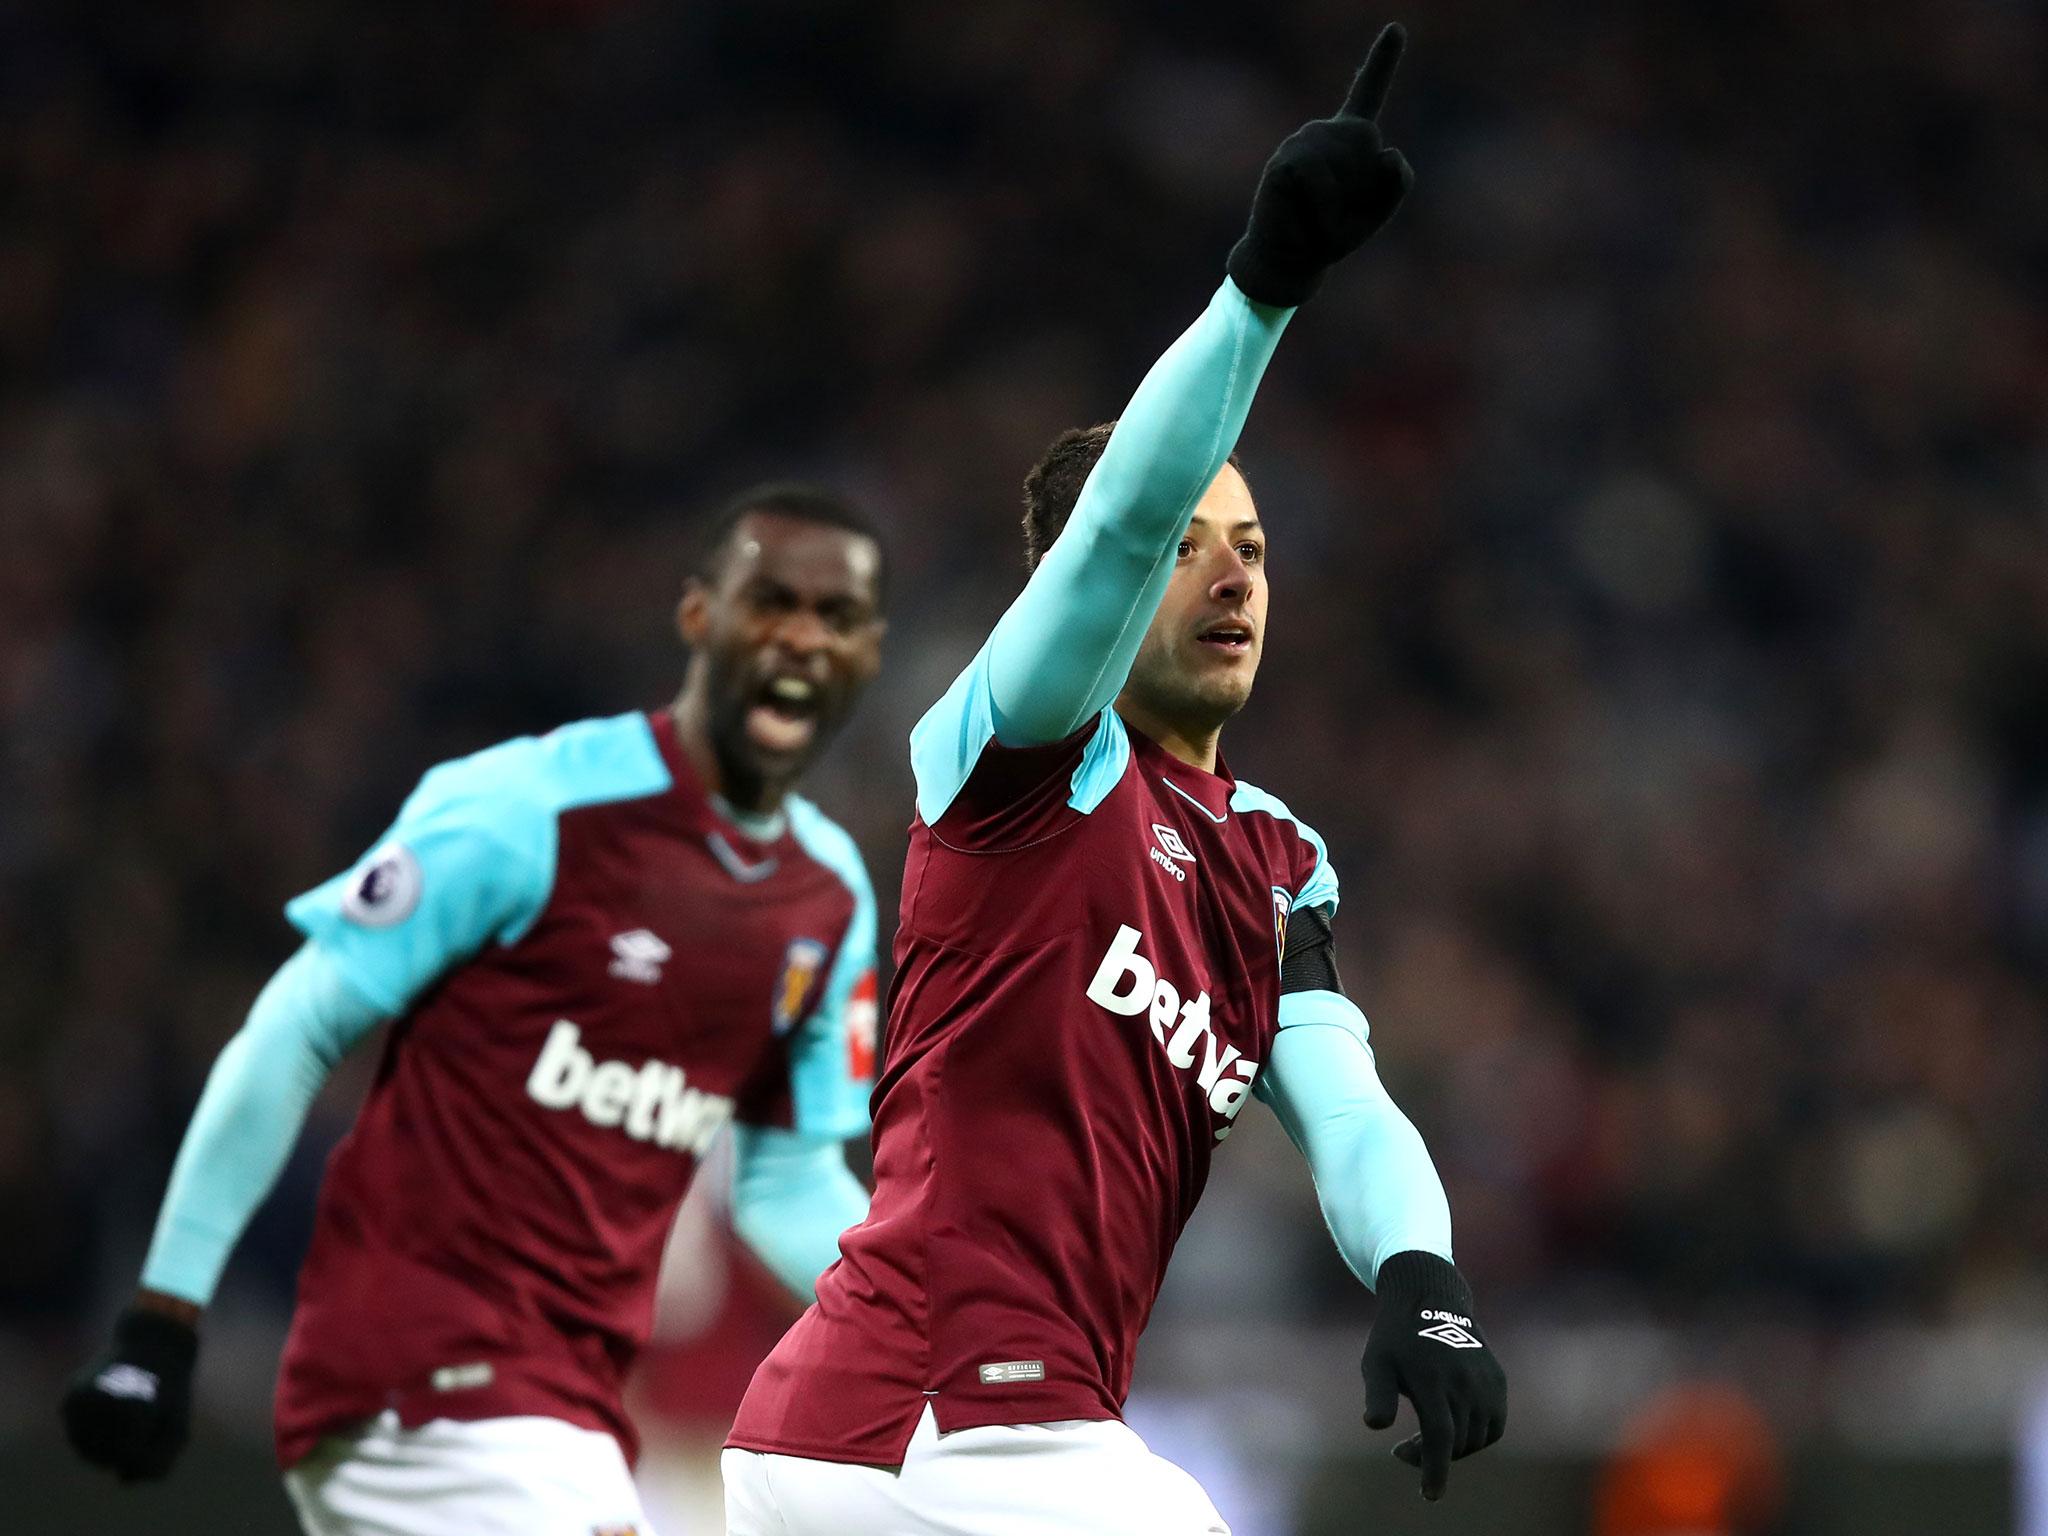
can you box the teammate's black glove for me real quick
[60,1306,198,1481]
[1362,1250,1507,1500]
[1226,22,1416,308]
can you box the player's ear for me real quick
[677,581,711,647]
[849,618,887,684]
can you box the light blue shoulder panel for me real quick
[1229,778,1340,916]
[285,712,672,1016]
[785,795,879,1140]
[909,642,1132,824]
[910,641,1001,825]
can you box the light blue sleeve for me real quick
[1256,991,1453,1287]
[910,279,1293,823]
[140,944,388,1305]
[282,745,563,1017]
[784,798,879,1140]
[729,1124,871,1301]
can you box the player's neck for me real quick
[668,684,788,818]
[1113,697,1222,775]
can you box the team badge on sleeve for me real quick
[847,969,879,1079]
[772,938,829,1035]
[340,843,423,927]
[1272,887,1293,960]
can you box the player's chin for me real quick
[1168,674,1256,730]
[1185,644,1260,704]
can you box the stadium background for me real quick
[5,0,2044,1530]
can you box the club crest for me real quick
[772,938,830,1035]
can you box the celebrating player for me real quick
[63,483,887,1535]
[724,26,1506,1534]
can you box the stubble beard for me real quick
[1127,641,1257,743]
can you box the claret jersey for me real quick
[727,643,1338,1464]
[273,710,876,1467]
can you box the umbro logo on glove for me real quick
[1362,1250,1508,1500]
[61,1305,198,1481]
[91,1364,163,1401]
[1416,1310,1484,1349]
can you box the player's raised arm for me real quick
[980,25,1416,747]
[1257,899,1508,1502]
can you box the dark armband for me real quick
[1280,903,1344,995]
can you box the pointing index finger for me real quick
[1417,1392,1454,1500]
[1340,23,1408,121]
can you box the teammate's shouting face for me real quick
[677,498,886,811]
[1120,463,1266,740]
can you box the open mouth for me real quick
[744,674,823,755]
[1196,620,1254,657]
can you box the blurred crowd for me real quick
[4,0,2046,1418]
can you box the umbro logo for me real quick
[93,1364,160,1402]
[608,929,671,984]
[1417,1309,1483,1349]
[1149,824,1195,884]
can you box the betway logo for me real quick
[525,1021,733,1156]
[1085,925,1256,1138]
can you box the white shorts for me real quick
[284,1411,658,1536]
[722,1404,1230,1536]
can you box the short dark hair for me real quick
[1020,423,1244,571]
[694,481,887,604]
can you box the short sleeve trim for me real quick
[1066,710,1130,814]
[1228,779,1339,915]
[909,643,1001,825]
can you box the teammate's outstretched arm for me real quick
[61,767,553,1482]
[1258,903,1508,1501]
[971,26,1415,749]
[60,943,389,1481]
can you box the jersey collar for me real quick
[1128,727,1237,823]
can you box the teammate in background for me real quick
[724,28,1506,1534]
[63,483,888,1535]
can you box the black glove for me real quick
[1226,22,1417,308]
[1362,1250,1507,1500]
[61,1306,198,1481]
